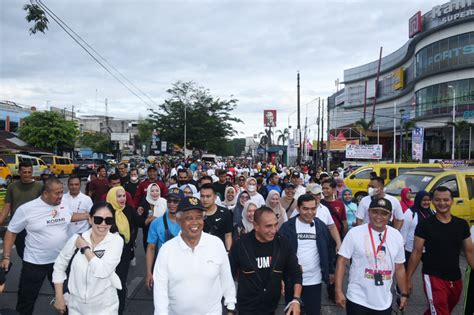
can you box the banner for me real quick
[264,110,277,127]
[412,127,424,161]
[345,144,383,160]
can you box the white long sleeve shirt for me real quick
[52,229,124,304]
[63,192,93,237]
[153,232,236,315]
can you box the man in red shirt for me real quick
[134,166,168,205]
[88,166,109,203]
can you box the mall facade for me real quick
[328,0,474,161]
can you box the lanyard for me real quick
[368,224,387,270]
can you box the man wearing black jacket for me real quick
[229,206,302,315]
[279,194,334,315]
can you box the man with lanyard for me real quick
[280,183,298,218]
[134,165,168,206]
[145,191,183,290]
[335,197,408,314]
[229,206,302,315]
[200,183,233,251]
[279,194,334,315]
[63,175,93,237]
[407,186,474,315]
[355,176,404,230]
[0,161,43,259]
[153,196,236,314]
[1,178,89,315]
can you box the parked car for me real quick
[73,158,109,178]
[40,155,74,176]
[385,167,474,225]
[0,158,12,187]
[0,153,46,179]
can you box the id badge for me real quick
[374,273,383,286]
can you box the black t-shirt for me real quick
[120,174,130,186]
[124,181,139,198]
[204,206,233,244]
[213,181,231,201]
[251,233,274,286]
[415,215,470,280]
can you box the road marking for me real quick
[127,276,144,298]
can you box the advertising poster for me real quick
[345,144,383,160]
[412,127,424,161]
[264,110,277,127]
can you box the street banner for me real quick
[412,127,424,161]
[345,144,382,160]
[264,110,277,127]
[161,141,167,152]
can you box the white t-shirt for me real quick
[282,185,306,200]
[290,204,335,227]
[356,195,404,224]
[295,218,322,285]
[338,224,405,311]
[250,193,265,207]
[399,209,418,252]
[8,197,72,264]
[63,192,93,237]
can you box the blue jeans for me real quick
[302,284,322,315]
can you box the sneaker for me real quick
[130,257,136,267]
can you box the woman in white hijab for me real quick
[245,177,265,207]
[179,183,198,198]
[265,190,288,229]
[233,200,258,240]
[143,183,167,218]
[223,186,238,211]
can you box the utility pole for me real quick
[316,99,321,168]
[105,98,109,132]
[320,100,324,167]
[297,72,301,165]
[184,102,187,158]
[326,98,331,172]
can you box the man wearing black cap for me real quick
[134,165,168,206]
[282,171,306,200]
[335,197,408,314]
[153,196,236,315]
[145,190,183,290]
[280,183,298,218]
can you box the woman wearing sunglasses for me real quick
[52,202,124,314]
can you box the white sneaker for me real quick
[130,257,136,267]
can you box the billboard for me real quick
[409,11,422,38]
[345,144,383,160]
[392,67,405,90]
[264,110,277,127]
[111,133,130,141]
[412,127,424,161]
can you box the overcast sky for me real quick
[1,0,437,139]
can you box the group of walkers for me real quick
[0,158,473,315]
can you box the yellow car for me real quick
[385,168,474,225]
[0,158,12,186]
[40,155,74,176]
[344,163,444,202]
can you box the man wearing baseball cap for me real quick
[335,197,408,314]
[153,196,236,315]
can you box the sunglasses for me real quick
[167,199,180,204]
[93,216,114,225]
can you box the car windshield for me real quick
[385,174,434,196]
[1,155,15,163]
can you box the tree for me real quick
[276,128,290,145]
[354,118,374,144]
[148,81,242,154]
[23,3,49,34]
[137,119,154,148]
[18,111,78,152]
[78,131,112,153]
[447,120,473,159]
[402,120,417,161]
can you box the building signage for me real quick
[161,141,167,152]
[264,110,277,127]
[427,44,474,66]
[392,67,405,90]
[110,133,130,141]
[431,0,474,22]
[345,144,382,160]
[412,127,424,161]
[409,11,422,38]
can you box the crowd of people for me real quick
[0,158,473,315]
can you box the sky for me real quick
[1,0,437,139]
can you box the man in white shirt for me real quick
[335,197,408,314]
[1,177,89,315]
[64,175,93,237]
[355,177,404,230]
[153,196,236,315]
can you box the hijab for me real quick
[340,188,354,206]
[146,183,167,217]
[335,177,346,199]
[179,183,198,197]
[241,200,258,233]
[106,186,130,243]
[400,188,414,213]
[223,186,238,209]
[265,190,288,228]
[245,177,258,196]
[233,191,250,226]
[410,191,435,219]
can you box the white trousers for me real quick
[66,286,119,315]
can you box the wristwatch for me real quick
[225,303,236,314]
[292,297,303,305]
[80,246,91,254]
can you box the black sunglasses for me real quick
[93,216,114,225]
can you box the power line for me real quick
[33,0,157,109]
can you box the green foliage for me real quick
[148,81,242,153]
[276,128,290,145]
[447,120,474,159]
[354,118,374,144]
[137,119,154,147]
[18,111,78,151]
[23,4,49,34]
[78,132,112,153]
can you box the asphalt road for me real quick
[0,178,469,314]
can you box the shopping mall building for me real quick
[328,0,474,161]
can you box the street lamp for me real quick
[399,109,405,163]
[448,85,456,160]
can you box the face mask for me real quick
[368,187,379,197]
[247,185,256,192]
[131,176,138,182]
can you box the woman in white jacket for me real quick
[53,202,124,315]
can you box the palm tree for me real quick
[354,118,374,144]
[402,120,417,161]
[276,128,290,145]
[447,120,473,159]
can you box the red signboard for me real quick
[409,11,422,38]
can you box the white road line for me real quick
[127,276,144,298]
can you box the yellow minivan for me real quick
[0,153,45,178]
[0,158,13,186]
[40,155,74,176]
[385,168,474,225]
[344,163,445,202]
